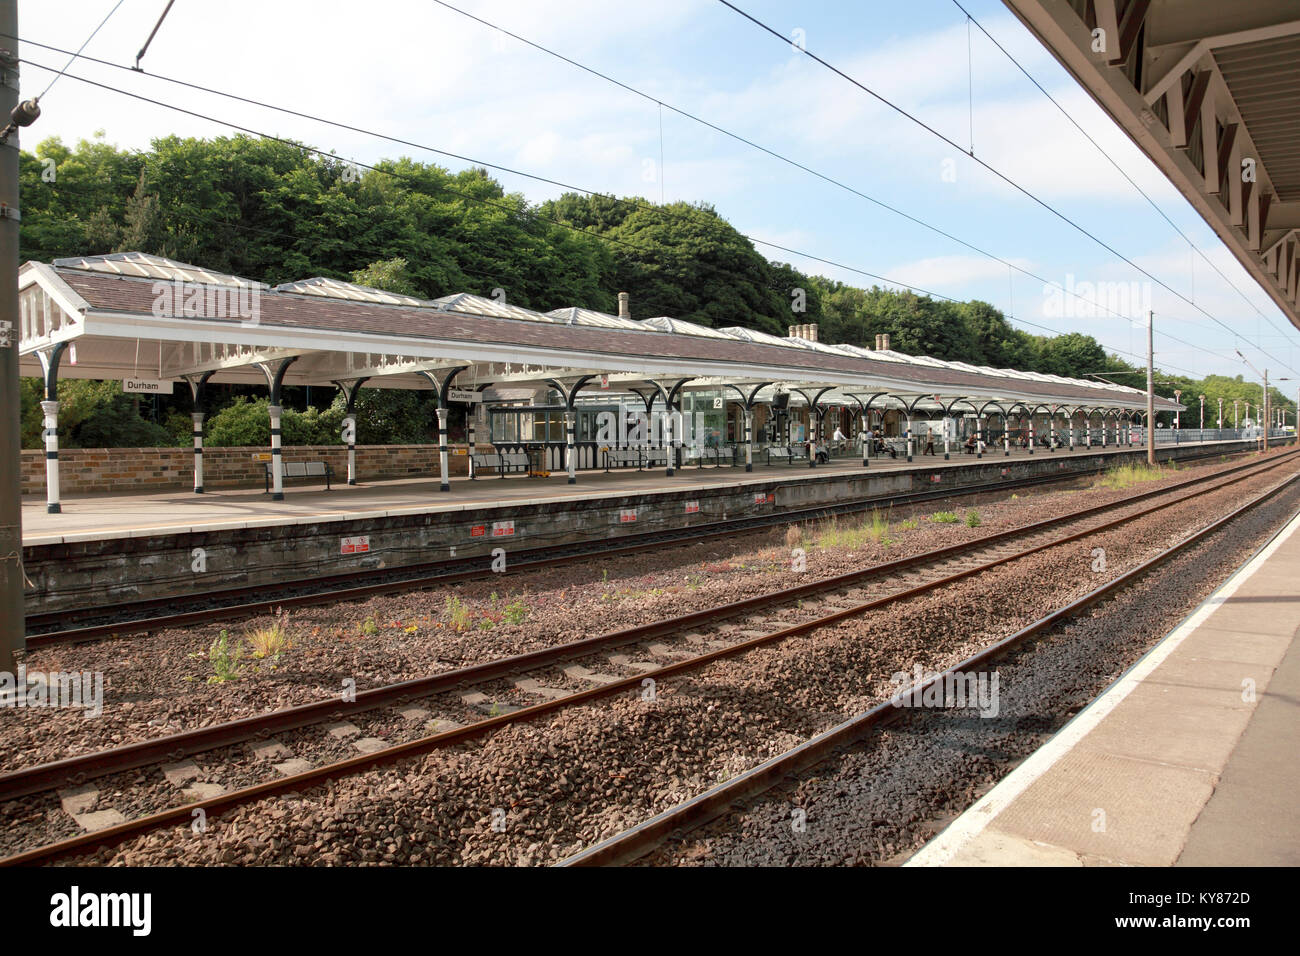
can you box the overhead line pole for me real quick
[1147,310,1155,467]
[0,0,25,671]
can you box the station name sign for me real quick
[447,388,482,404]
[123,378,174,395]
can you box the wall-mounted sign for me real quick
[123,378,174,395]
[447,388,482,404]
[341,536,370,554]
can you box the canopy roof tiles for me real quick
[16,253,1175,412]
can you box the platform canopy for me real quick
[1003,0,1300,329]
[16,252,1174,414]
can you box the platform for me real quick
[19,439,1245,546]
[19,439,1268,617]
[906,505,1300,867]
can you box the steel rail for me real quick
[1,453,1294,865]
[26,444,1270,646]
[558,471,1300,866]
[2,450,1292,805]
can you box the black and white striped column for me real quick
[467,417,476,479]
[269,403,284,501]
[861,412,869,467]
[744,408,754,472]
[343,415,357,485]
[664,411,674,477]
[41,400,60,514]
[565,410,577,484]
[976,415,983,460]
[192,411,206,493]
[437,406,450,492]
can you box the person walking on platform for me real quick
[923,430,936,456]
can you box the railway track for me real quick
[559,465,1300,865]
[26,444,1267,647]
[2,449,1295,865]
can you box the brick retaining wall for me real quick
[20,444,478,495]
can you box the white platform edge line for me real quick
[904,505,1300,867]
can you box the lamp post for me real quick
[1234,400,1239,430]
[1173,389,1182,443]
[1218,397,1223,437]
[1199,394,1205,433]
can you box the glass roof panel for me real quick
[273,277,428,307]
[54,252,265,289]
[432,293,556,323]
[545,307,651,331]
[638,316,735,338]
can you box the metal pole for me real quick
[1,0,27,670]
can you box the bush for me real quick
[204,396,344,447]
[20,377,174,448]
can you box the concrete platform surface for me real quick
[19,441,1233,546]
[906,505,1300,867]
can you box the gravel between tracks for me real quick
[643,475,1300,866]
[10,453,1292,865]
[0,455,1263,774]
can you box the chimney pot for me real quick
[617,292,630,319]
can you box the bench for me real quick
[641,448,670,468]
[603,448,643,471]
[264,460,332,492]
[765,446,797,464]
[469,451,530,478]
[683,446,734,468]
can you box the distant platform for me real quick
[907,505,1300,867]
[20,441,1243,546]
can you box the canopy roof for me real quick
[16,253,1176,412]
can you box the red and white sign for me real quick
[753,493,774,505]
[684,500,700,514]
[619,509,638,523]
[341,535,370,554]
[492,521,515,537]
[470,524,487,538]
[600,375,609,389]
[930,474,942,482]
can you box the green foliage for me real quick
[203,396,344,447]
[20,132,1295,446]
[206,630,244,684]
[503,598,529,625]
[351,257,419,296]
[19,378,173,449]
[965,509,981,528]
[931,511,959,523]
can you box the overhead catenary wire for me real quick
[716,0,1300,378]
[15,22,1237,380]
[948,0,1300,354]
[7,29,1162,335]
[34,0,124,102]
[16,53,1205,379]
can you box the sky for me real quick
[13,0,1300,390]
